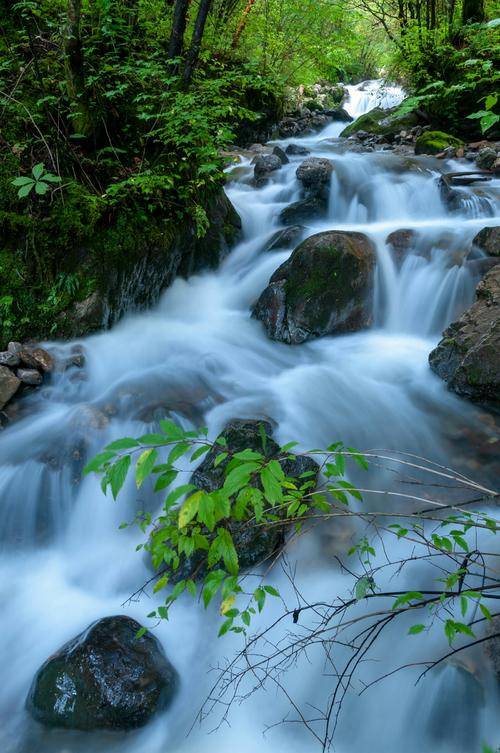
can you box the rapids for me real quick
[0,81,499,753]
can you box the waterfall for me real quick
[0,81,499,753]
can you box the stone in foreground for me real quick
[253,231,375,343]
[26,615,178,730]
[429,265,500,407]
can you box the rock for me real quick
[484,616,500,685]
[278,117,302,138]
[340,102,425,141]
[253,154,283,183]
[26,615,178,730]
[386,229,417,264]
[272,146,289,165]
[415,130,464,156]
[279,196,327,225]
[476,147,498,171]
[265,226,305,252]
[472,226,500,257]
[253,231,375,344]
[17,368,43,385]
[493,156,500,174]
[0,350,20,367]
[285,143,310,156]
[177,420,319,575]
[8,341,22,354]
[429,265,500,406]
[326,107,352,122]
[30,347,54,373]
[0,365,21,409]
[296,157,334,194]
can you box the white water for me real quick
[1,82,499,753]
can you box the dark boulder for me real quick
[253,154,283,183]
[272,145,289,165]
[429,265,500,407]
[265,226,305,252]
[285,143,310,156]
[253,231,375,344]
[279,196,327,225]
[26,615,178,730]
[472,226,500,257]
[326,107,352,122]
[296,157,334,198]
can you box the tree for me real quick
[64,0,92,136]
[182,0,214,88]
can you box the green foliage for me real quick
[12,162,62,199]
[84,421,367,635]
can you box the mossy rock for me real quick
[415,130,464,155]
[253,230,375,343]
[340,103,423,140]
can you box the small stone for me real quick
[0,365,21,409]
[253,154,282,182]
[30,347,54,373]
[17,368,43,386]
[0,351,20,367]
[476,147,497,171]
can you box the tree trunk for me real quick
[462,0,485,24]
[231,0,256,49]
[167,0,190,70]
[181,0,213,89]
[64,0,92,136]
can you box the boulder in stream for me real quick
[279,196,327,225]
[472,225,500,257]
[26,615,178,730]
[253,154,283,183]
[429,265,500,407]
[264,225,305,252]
[0,365,21,410]
[253,230,375,343]
[296,157,334,198]
[285,143,310,156]
[340,103,425,141]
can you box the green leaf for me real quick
[105,437,140,451]
[408,624,425,635]
[12,176,34,186]
[254,587,266,612]
[260,465,283,505]
[264,585,280,597]
[139,433,173,445]
[135,627,147,639]
[17,183,34,198]
[32,162,45,180]
[480,603,492,621]
[135,448,158,488]
[178,490,202,528]
[223,462,259,496]
[355,576,370,600]
[190,444,211,462]
[391,592,423,610]
[35,181,49,195]
[109,455,131,499]
[83,451,116,475]
[216,527,239,575]
[213,451,228,468]
[153,574,169,593]
[42,173,62,183]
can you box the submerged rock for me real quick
[26,616,178,730]
[386,229,417,264]
[272,145,289,165]
[253,230,375,343]
[429,265,500,406]
[264,225,305,252]
[279,196,327,225]
[414,130,463,155]
[472,225,500,257]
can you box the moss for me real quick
[340,103,422,138]
[415,130,464,155]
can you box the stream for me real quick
[1,80,499,753]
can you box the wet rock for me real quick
[264,226,305,252]
[8,341,22,354]
[326,107,352,122]
[296,157,334,196]
[0,350,20,367]
[415,131,463,155]
[0,365,21,409]
[476,147,498,171]
[429,265,500,406]
[279,196,327,225]
[253,154,283,183]
[26,615,178,730]
[472,226,500,257]
[17,368,43,386]
[285,143,310,156]
[253,230,375,344]
[272,146,289,165]
[386,229,417,264]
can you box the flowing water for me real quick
[1,82,499,753]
